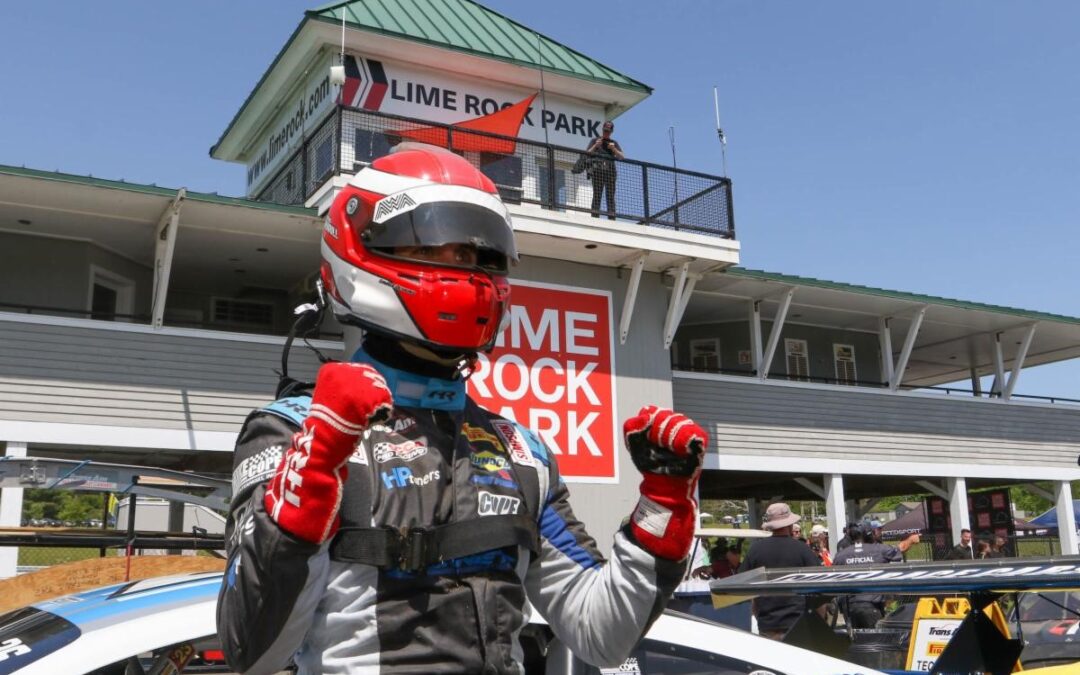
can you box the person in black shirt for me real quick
[832,523,905,628]
[948,528,974,560]
[738,503,821,639]
[584,120,624,220]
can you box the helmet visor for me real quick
[363,201,517,273]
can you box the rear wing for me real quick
[710,556,1080,605]
[694,527,770,539]
[0,457,231,511]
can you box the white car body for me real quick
[0,572,885,675]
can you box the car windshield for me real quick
[0,606,81,672]
[1019,592,1080,622]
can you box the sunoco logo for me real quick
[374,193,417,221]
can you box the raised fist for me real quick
[624,406,706,477]
[264,362,393,544]
[622,406,706,561]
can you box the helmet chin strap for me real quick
[398,340,465,367]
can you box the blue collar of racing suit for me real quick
[350,347,466,411]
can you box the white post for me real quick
[1056,480,1078,555]
[878,317,894,386]
[0,442,28,578]
[749,301,763,376]
[760,289,795,381]
[947,477,971,549]
[825,474,846,555]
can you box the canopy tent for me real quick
[1027,499,1080,529]
[879,504,927,539]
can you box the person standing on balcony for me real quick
[585,120,623,220]
[216,144,708,674]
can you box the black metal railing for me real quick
[671,361,1080,406]
[0,302,343,341]
[255,105,735,239]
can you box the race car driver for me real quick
[216,144,707,674]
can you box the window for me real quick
[353,127,393,167]
[536,159,566,210]
[211,298,274,328]
[834,343,857,384]
[87,266,134,321]
[689,338,720,371]
[480,152,523,204]
[312,135,334,183]
[785,338,810,381]
[576,638,784,674]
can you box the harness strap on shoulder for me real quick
[329,515,539,572]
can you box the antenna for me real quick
[329,7,348,85]
[713,86,728,177]
[669,126,680,224]
[534,31,550,145]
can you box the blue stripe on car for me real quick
[42,577,220,625]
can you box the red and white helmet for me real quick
[320,144,517,353]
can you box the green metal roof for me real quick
[308,0,651,93]
[726,267,1080,326]
[0,164,318,217]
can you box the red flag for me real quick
[399,93,537,154]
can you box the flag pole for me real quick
[713,86,728,178]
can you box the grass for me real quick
[18,547,118,567]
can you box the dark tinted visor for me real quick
[363,201,517,273]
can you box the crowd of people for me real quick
[690,504,930,638]
[947,528,1011,559]
[691,504,1023,639]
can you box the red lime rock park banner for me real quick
[468,281,619,483]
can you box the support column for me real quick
[746,499,763,531]
[824,474,846,555]
[947,477,970,546]
[1056,481,1078,555]
[0,442,28,578]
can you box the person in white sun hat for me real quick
[737,503,822,639]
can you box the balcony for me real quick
[674,369,1080,485]
[252,105,735,239]
[0,310,341,470]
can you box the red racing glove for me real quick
[264,362,393,544]
[623,406,706,561]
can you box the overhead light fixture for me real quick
[584,244,598,249]
[256,247,269,253]
[17,219,31,225]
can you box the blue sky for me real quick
[3,1,1078,396]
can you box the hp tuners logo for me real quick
[381,467,441,490]
[373,193,417,222]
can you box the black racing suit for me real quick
[217,347,684,674]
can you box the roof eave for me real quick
[210,17,318,162]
